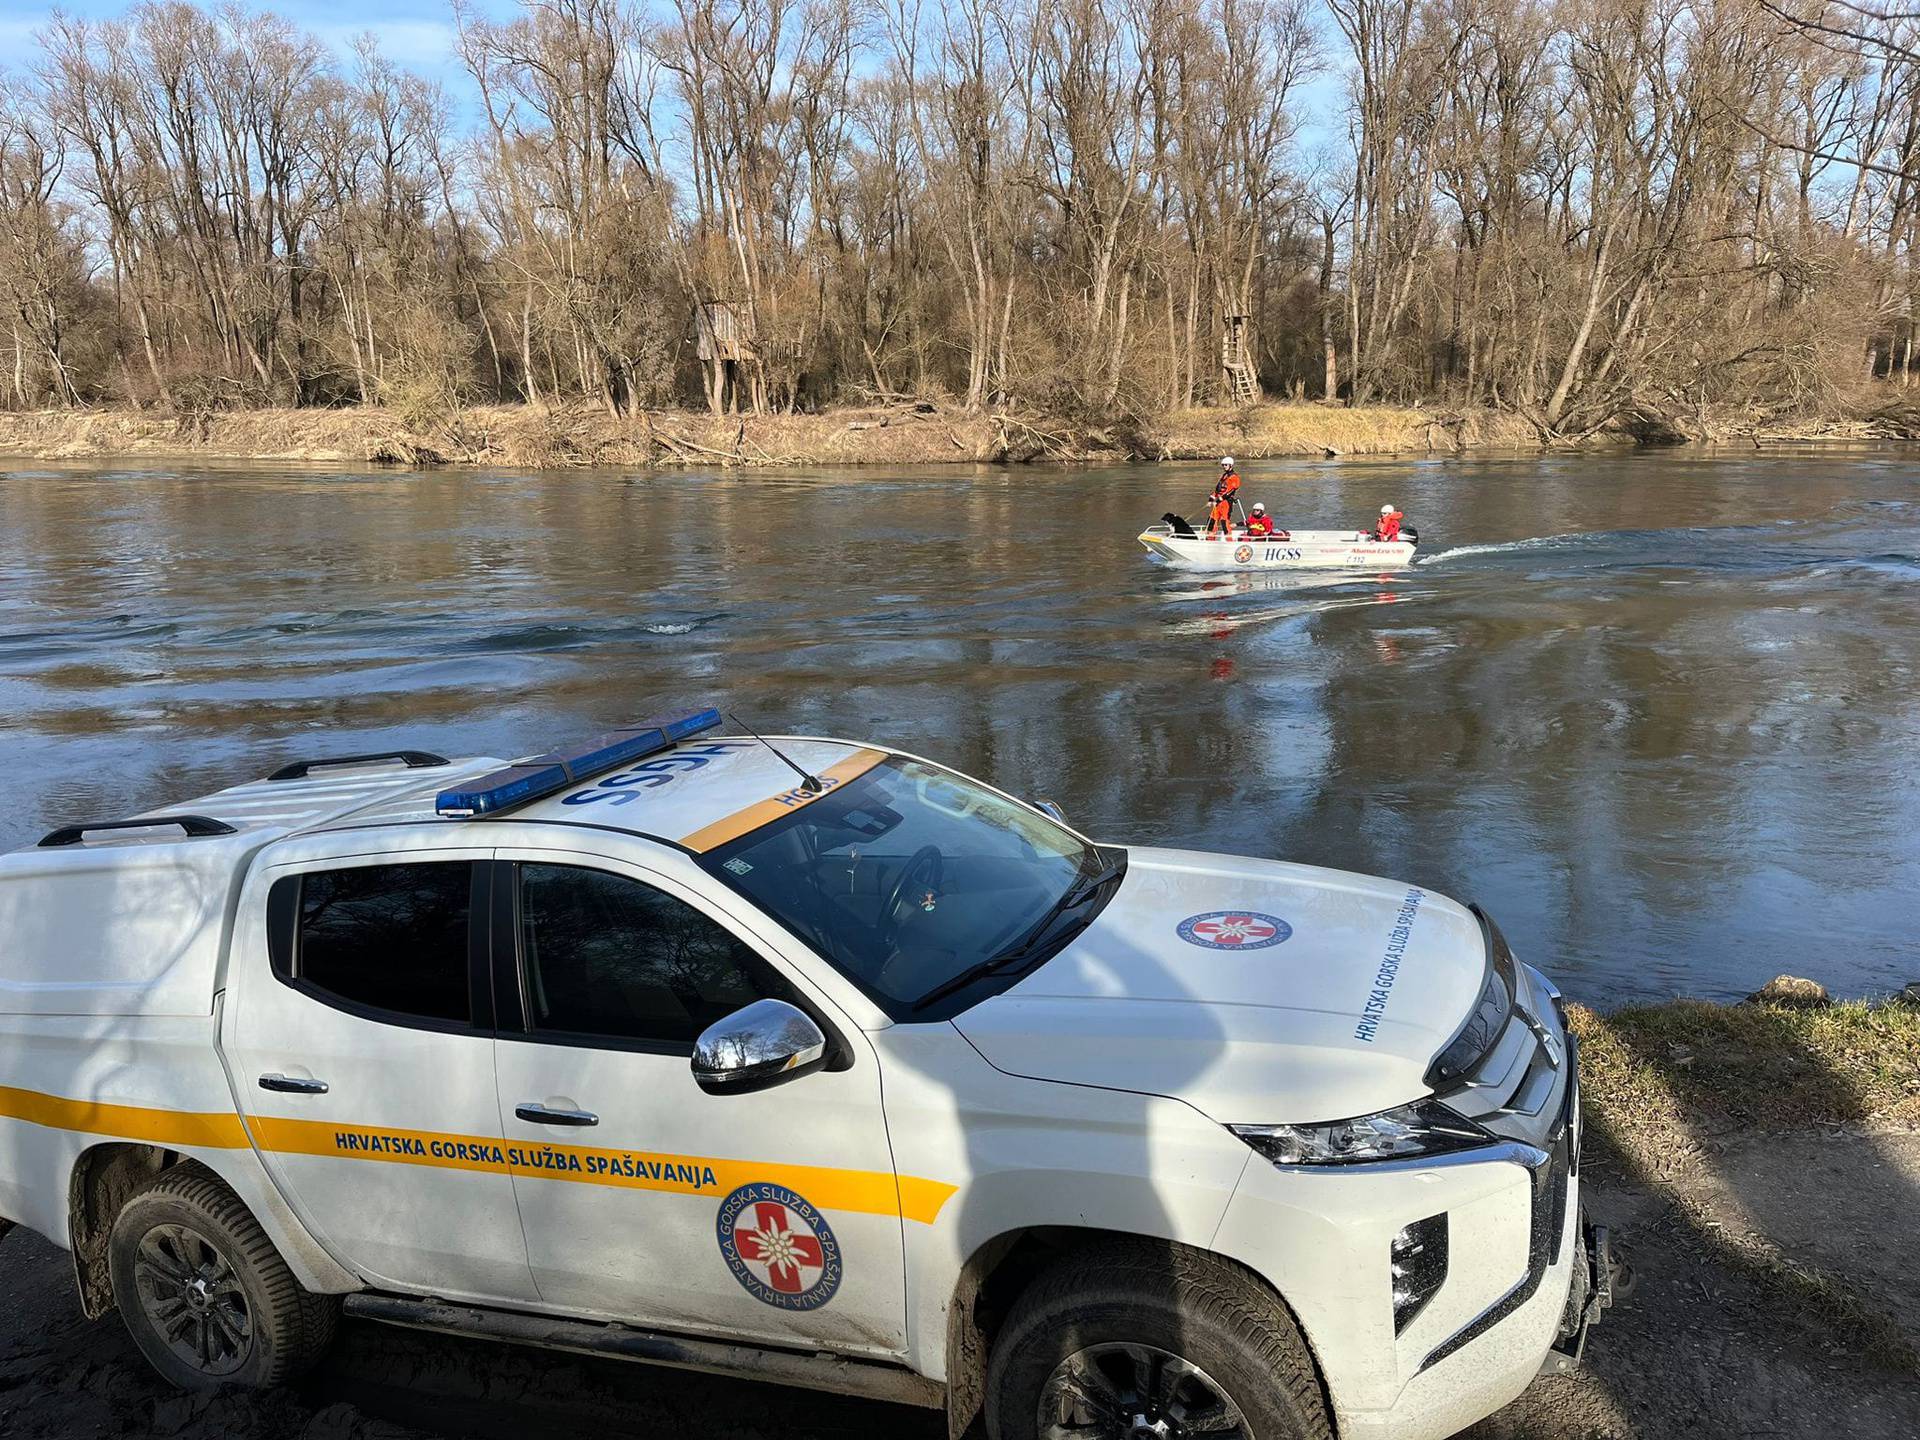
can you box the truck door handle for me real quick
[258,1074,329,1095]
[515,1103,598,1127]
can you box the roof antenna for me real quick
[729,713,823,793]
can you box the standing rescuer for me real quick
[1375,503,1404,542]
[1207,457,1243,538]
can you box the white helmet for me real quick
[1251,502,1266,513]
[1381,503,1395,514]
[1220,456,1235,468]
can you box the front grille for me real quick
[1442,969,1571,1151]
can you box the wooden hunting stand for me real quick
[695,301,810,413]
[695,300,754,413]
[1221,311,1260,405]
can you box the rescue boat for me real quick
[1138,520,1419,571]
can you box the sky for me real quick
[0,0,1352,159]
[0,0,511,98]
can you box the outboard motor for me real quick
[1402,523,1419,546]
[1162,511,1197,538]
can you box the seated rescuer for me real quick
[1375,503,1404,542]
[1207,456,1242,538]
[1245,502,1275,538]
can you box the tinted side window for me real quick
[519,864,782,1046]
[296,863,473,1025]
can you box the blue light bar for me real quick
[435,708,723,818]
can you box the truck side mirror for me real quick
[1032,799,1067,824]
[692,999,828,1095]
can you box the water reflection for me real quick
[1,452,1916,1005]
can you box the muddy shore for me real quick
[0,400,1545,469]
[2,998,1915,1440]
[0,401,1620,468]
[0,400,1910,471]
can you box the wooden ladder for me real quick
[1221,320,1261,404]
[1225,362,1259,405]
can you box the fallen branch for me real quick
[366,432,449,467]
[991,412,1079,461]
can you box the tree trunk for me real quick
[1319,212,1339,401]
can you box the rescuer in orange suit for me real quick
[1374,503,1403,542]
[1245,502,1275,538]
[1207,457,1242,538]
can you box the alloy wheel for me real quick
[1037,1341,1251,1439]
[132,1222,254,1377]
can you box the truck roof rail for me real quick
[268,751,450,782]
[38,815,239,848]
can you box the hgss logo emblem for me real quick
[1177,911,1292,950]
[716,1183,843,1311]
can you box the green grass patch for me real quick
[1573,998,1920,1134]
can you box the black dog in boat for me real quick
[1160,512,1198,538]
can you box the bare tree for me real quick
[0,0,1910,428]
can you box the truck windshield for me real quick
[698,757,1096,1011]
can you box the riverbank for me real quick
[0,990,1913,1440]
[0,400,1583,469]
[3,399,1912,470]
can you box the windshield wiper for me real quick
[1058,855,1125,910]
[909,850,1126,1012]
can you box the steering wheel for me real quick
[881,845,945,944]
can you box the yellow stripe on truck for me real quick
[679,748,888,853]
[0,1086,956,1225]
[0,1085,248,1149]
[251,1116,956,1223]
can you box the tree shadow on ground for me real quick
[0,1226,943,1440]
[1467,997,1920,1440]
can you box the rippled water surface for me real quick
[3,450,1916,1006]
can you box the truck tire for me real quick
[984,1242,1332,1440]
[107,1166,340,1391]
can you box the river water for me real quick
[2,450,1915,1006]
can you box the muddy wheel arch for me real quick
[66,1145,355,1317]
[67,1143,173,1317]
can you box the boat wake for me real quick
[1416,534,1576,565]
[1419,517,1920,580]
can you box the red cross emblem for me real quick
[732,1199,827,1295]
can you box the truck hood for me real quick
[949,847,1488,1123]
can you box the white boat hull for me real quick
[1138,526,1417,571]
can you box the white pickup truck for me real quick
[0,711,1609,1440]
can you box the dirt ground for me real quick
[1466,1140,1920,1440]
[4,1132,1916,1440]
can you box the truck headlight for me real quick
[1231,1100,1492,1166]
